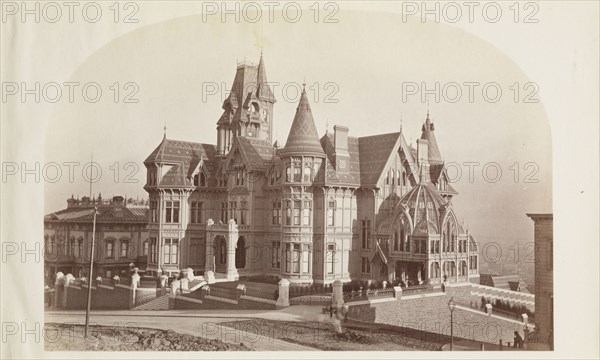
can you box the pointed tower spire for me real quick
[420,111,443,164]
[256,51,274,101]
[280,87,325,157]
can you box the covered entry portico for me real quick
[395,261,426,285]
[205,219,239,281]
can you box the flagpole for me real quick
[84,154,96,338]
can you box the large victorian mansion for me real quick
[143,54,480,286]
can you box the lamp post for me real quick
[448,297,456,351]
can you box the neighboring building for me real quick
[43,195,149,284]
[142,53,480,285]
[527,213,553,348]
[480,273,530,293]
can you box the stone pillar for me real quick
[62,274,74,308]
[485,303,493,315]
[393,286,402,300]
[205,219,215,273]
[54,272,64,308]
[225,220,239,281]
[276,279,289,308]
[332,280,344,308]
[205,270,215,284]
[131,270,140,308]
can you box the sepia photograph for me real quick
[1,1,598,359]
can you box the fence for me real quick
[343,288,395,303]
[402,284,437,295]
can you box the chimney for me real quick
[417,139,430,183]
[333,125,349,170]
[333,125,349,156]
[112,195,125,207]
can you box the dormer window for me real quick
[193,170,207,187]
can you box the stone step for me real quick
[131,294,170,310]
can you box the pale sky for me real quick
[41,10,552,249]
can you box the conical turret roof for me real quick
[280,88,325,157]
[420,112,443,164]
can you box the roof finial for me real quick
[326,119,329,135]
[163,123,167,139]
[427,100,430,120]
[400,113,403,133]
[302,77,306,93]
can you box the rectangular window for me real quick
[285,243,291,272]
[302,201,311,225]
[293,244,300,273]
[120,241,128,257]
[150,237,158,263]
[221,202,227,222]
[76,239,82,258]
[240,201,247,225]
[327,201,336,226]
[171,239,178,264]
[294,161,302,182]
[165,201,180,223]
[302,245,310,273]
[327,244,335,274]
[106,241,114,258]
[163,239,178,264]
[284,243,301,273]
[271,241,281,268]
[163,240,170,264]
[293,201,301,225]
[285,201,292,225]
[361,220,371,249]
[272,202,282,225]
[229,201,237,223]
[361,257,371,274]
[150,201,158,223]
[191,201,203,224]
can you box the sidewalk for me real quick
[45,306,326,351]
[45,304,325,322]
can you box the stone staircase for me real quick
[131,294,170,310]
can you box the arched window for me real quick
[106,241,114,258]
[143,240,149,256]
[286,165,292,182]
[327,200,336,226]
[200,173,206,187]
[304,166,312,182]
[394,231,399,251]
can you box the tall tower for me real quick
[216,53,276,156]
[420,111,443,165]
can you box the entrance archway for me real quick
[214,236,227,273]
[235,237,246,269]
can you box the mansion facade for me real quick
[143,54,480,286]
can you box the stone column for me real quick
[332,279,344,308]
[225,219,239,281]
[54,272,64,308]
[393,286,402,299]
[276,279,289,308]
[205,219,215,273]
